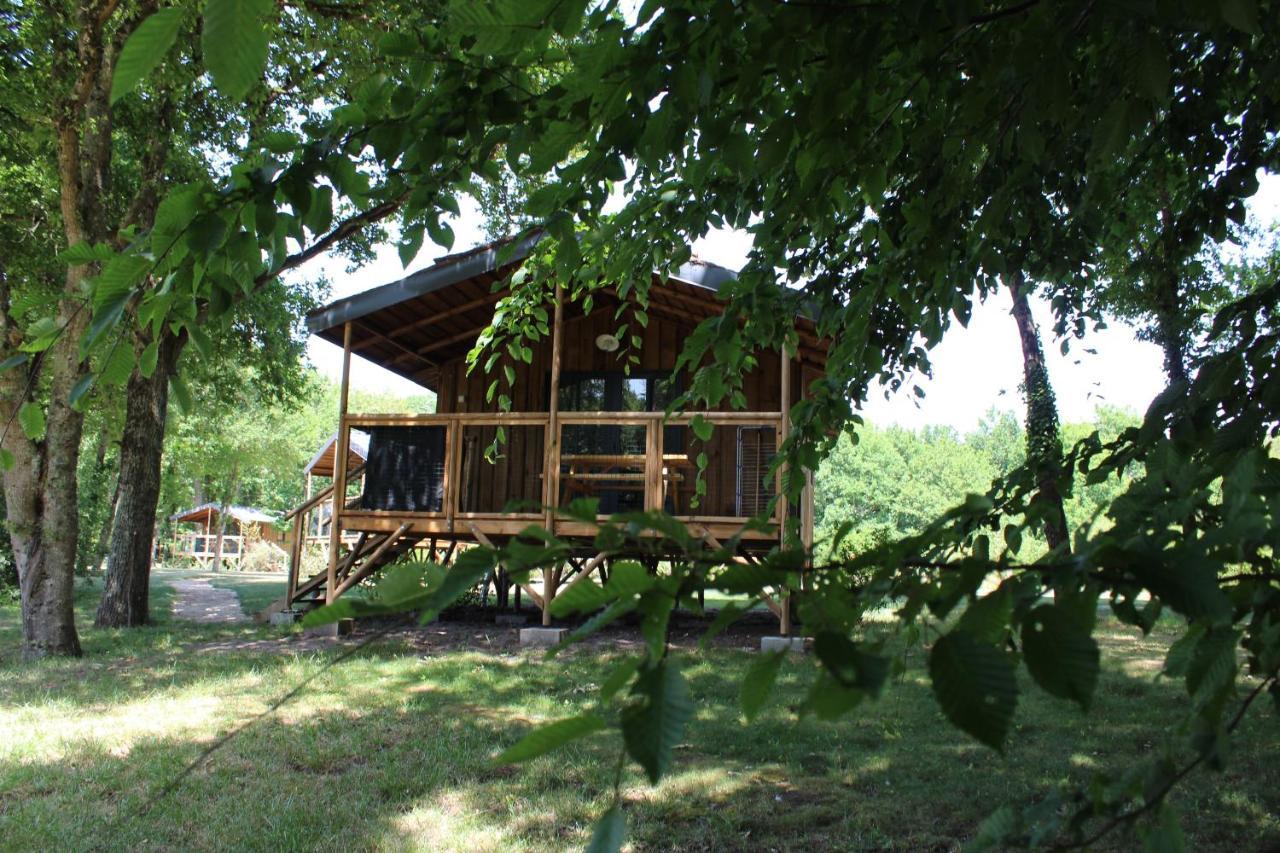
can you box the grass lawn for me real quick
[0,574,1276,851]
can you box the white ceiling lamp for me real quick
[595,333,620,352]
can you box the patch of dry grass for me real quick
[0,576,1276,851]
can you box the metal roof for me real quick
[304,429,370,476]
[305,233,741,336]
[169,503,280,525]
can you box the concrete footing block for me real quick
[269,610,301,627]
[304,617,355,638]
[761,636,808,654]
[519,627,568,647]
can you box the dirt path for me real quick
[170,578,247,623]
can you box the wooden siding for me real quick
[433,296,799,519]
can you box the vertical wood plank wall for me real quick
[432,302,803,520]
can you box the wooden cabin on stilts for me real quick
[274,237,827,633]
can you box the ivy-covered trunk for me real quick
[95,333,185,627]
[1005,272,1070,552]
[0,273,91,658]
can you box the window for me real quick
[558,371,677,413]
[555,371,682,513]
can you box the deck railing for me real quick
[336,410,787,537]
[172,533,245,562]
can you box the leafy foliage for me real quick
[44,0,1280,847]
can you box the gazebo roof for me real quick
[304,429,370,478]
[169,503,279,526]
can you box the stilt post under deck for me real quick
[778,343,792,636]
[542,284,565,626]
[326,322,353,604]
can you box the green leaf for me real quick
[0,447,13,470]
[605,560,655,597]
[1020,604,1099,709]
[1185,626,1239,705]
[100,344,136,386]
[187,325,213,358]
[0,353,28,372]
[496,713,605,764]
[600,657,641,702]
[813,633,890,696]
[550,577,611,617]
[60,242,116,265]
[427,218,455,250]
[170,373,192,414]
[1134,35,1170,101]
[69,374,95,409]
[138,341,160,378]
[928,631,1018,750]
[17,402,45,441]
[110,8,185,104]
[586,805,626,853]
[740,650,785,721]
[967,804,1022,852]
[956,586,1013,645]
[621,662,694,783]
[690,415,713,442]
[91,254,150,313]
[202,0,272,102]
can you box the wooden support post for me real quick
[543,284,564,532]
[542,566,556,626]
[541,285,563,630]
[326,322,353,604]
[286,514,301,607]
[646,413,663,512]
[445,416,462,530]
[778,343,792,636]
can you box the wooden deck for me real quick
[285,263,821,634]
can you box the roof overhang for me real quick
[306,236,828,389]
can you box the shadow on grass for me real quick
[1,627,1277,852]
[2,573,1276,851]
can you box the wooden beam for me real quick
[353,319,438,372]
[468,522,544,609]
[335,523,412,598]
[556,551,609,597]
[387,322,491,364]
[386,290,503,339]
[326,322,353,605]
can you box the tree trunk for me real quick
[95,333,185,627]
[1006,272,1071,552]
[211,464,240,573]
[1,274,92,658]
[1151,270,1190,387]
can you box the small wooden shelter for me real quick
[295,429,369,544]
[279,236,827,632]
[169,503,282,566]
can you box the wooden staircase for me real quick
[282,524,423,612]
[261,467,424,615]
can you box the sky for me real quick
[303,175,1280,434]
